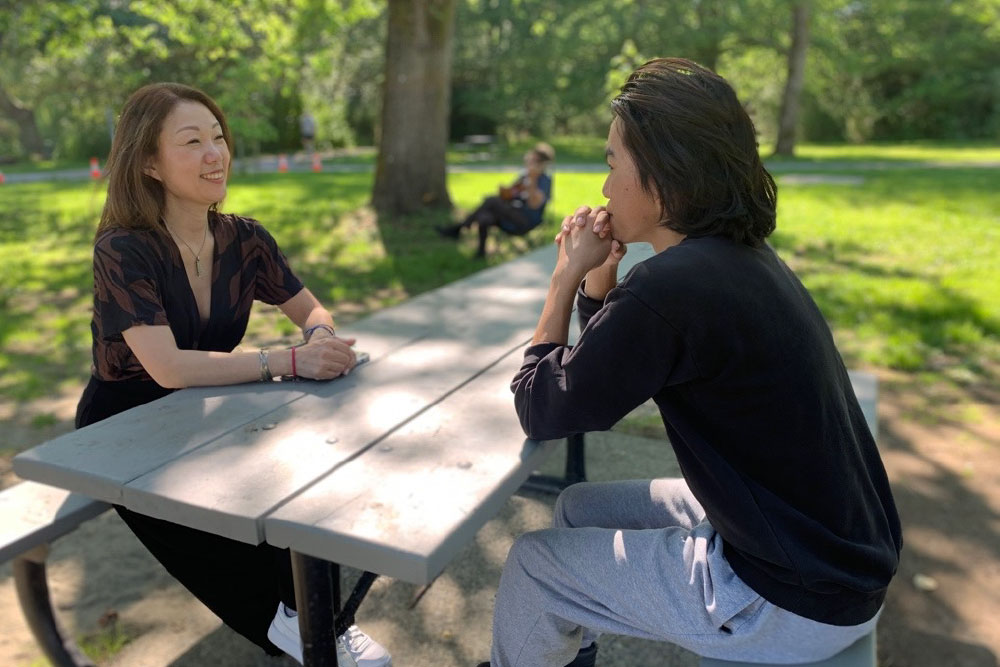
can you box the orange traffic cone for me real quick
[89,157,101,179]
[311,152,322,173]
[277,154,288,173]
[0,171,5,185]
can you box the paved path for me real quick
[2,156,997,185]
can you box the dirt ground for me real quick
[1,368,998,667]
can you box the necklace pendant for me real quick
[195,257,202,277]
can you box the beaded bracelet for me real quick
[304,323,335,341]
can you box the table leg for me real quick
[522,433,587,494]
[290,552,381,667]
[291,551,339,667]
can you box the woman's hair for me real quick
[611,58,777,247]
[95,83,232,241]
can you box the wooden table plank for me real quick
[118,334,531,543]
[115,246,578,541]
[12,242,657,542]
[264,347,556,584]
[12,384,308,504]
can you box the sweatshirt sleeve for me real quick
[511,286,688,441]
[575,280,605,333]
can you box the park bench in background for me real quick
[0,481,110,667]
[458,134,498,159]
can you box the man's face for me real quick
[601,118,662,244]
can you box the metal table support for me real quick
[521,433,586,495]
[290,551,379,667]
[13,555,96,667]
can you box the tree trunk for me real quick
[693,0,722,72]
[0,84,47,158]
[372,0,456,215]
[774,2,810,156]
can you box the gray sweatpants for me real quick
[490,479,878,667]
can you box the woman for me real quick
[477,59,901,667]
[437,142,554,257]
[77,82,391,666]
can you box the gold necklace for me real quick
[169,224,210,276]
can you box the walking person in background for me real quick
[77,82,391,667]
[476,58,901,667]
[438,142,555,258]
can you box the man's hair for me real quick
[96,83,232,241]
[611,58,777,247]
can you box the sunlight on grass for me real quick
[788,143,1000,164]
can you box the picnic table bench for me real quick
[8,241,880,666]
[0,482,108,666]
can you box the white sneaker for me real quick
[339,623,392,667]
[267,603,391,666]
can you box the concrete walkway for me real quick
[3,154,997,185]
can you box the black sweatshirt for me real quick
[511,236,902,626]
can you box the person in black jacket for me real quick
[476,58,901,667]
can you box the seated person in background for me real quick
[78,82,390,667]
[437,142,554,257]
[476,58,901,667]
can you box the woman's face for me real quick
[601,118,662,243]
[146,101,229,212]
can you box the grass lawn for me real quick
[0,146,997,452]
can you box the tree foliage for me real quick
[0,0,997,160]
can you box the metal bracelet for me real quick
[259,348,273,382]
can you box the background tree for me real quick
[774,1,810,155]
[372,0,457,215]
[2,0,999,162]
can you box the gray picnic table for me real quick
[11,242,656,666]
[11,237,880,667]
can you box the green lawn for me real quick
[0,148,997,440]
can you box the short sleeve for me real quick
[251,223,305,305]
[92,232,169,341]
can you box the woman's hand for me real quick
[294,335,357,379]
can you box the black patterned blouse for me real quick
[88,212,304,383]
